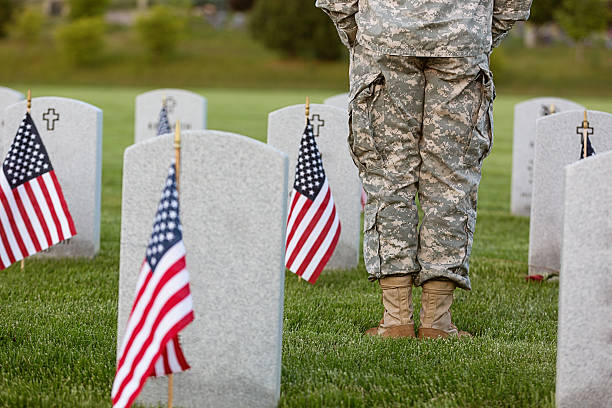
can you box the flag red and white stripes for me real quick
[285,120,341,284]
[112,163,194,408]
[0,112,76,269]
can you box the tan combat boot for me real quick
[365,275,416,338]
[418,280,472,339]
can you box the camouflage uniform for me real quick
[316,0,532,290]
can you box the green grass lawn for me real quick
[0,86,610,407]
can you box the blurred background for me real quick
[0,0,610,95]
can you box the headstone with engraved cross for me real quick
[135,89,207,144]
[268,103,360,271]
[2,97,102,258]
[511,97,584,217]
[528,110,612,276]
[0,87,24,132]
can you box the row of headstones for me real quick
[556,150,612,407]
[0,87,358,406]
[509,98,612,406]
[0,87,362,272]
[510,98,612,276]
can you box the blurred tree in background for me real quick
[250,0,343,60]
[136,5,185,57]
[69,0,111,19]
[529,0,556,25]
[0,0,18,38]
[555,0,609,42]
[11,7,46,44]
[56,16,106,65]
[228,0,254,12]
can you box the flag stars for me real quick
[292,121,327,200]
[146,163,182,272]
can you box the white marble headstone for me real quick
[118,131,288,408]
[511,98,584,216]
[323,93,349,111]
[557,151,612,407]
[134,89,207,144]
[268,104,361,271]
[0,87,24,132]
[2,97,102,258]
[528,110,612,276]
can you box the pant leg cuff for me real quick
[368,270,420,282]
[415,269,471,290]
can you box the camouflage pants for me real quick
[348,44,495,290]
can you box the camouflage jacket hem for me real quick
[355,34,492,58]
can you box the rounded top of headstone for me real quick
[323,93,349,109]
[5,96,102,113]
[269,103,344,118]
[0,87,24,100]
[565,149,612,177]
[514,97,585,110]
[535,110,612,151]
[136,88,205,102]
[536,109,611,127]
[126,129,288,162]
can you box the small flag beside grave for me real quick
[157,101,172,136]
[285,102,341,284]
[0,110,76,269]
[112,161,194,408]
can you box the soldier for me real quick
[316,0,532,338]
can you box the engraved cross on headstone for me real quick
[310,114,325,137]
[577,117,595,159]
[166,96,177,114]
[43,108,60,131]
[576,120,594,140]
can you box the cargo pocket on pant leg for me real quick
[463,66,495,168]
[347,75,386,174]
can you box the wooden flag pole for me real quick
[174,120,181,192]
[168,373,174,408]
[168,120,181,408]
[21,91,32,271]
[583,110,588,159]
[296,98,311,283]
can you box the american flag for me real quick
[112,163,194,408]
[285,120,341,284]
[0,112,76,269]
[157,104,172,136]
[579,133,596,159]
